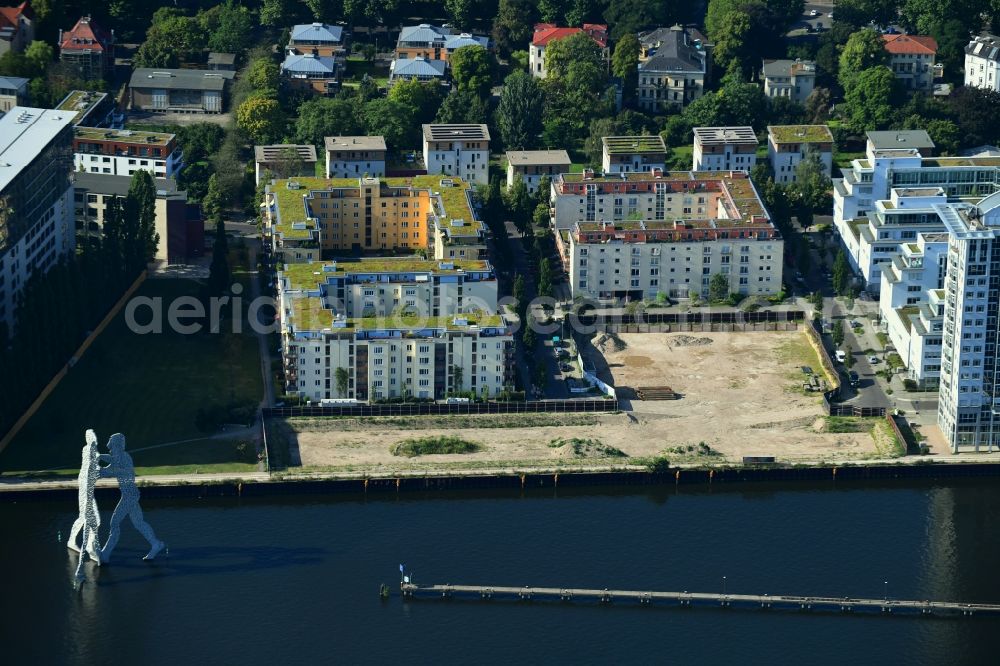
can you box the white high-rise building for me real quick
[0,106,75,334]
[421,124,490,185]
[935,194,1000,452]
[692,126,758,172]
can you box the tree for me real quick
[496,70,544,150]
[245,58,280,93]
[611,33,640,104]
[445,0,474,30]
[127,170,159,268]
[362,98,418,149]
[504,174,533,234]
[832,249,850,296]
[512,274,526,309]
[134,10,206,68]
[543,31,604,82]
[538,0,567,23]
[716,76,768,128]
[709,273,729,302]
[791,149,833,214]
[845,347,855,369]
[203,174,225,224]
[804,87,832,123]
[178,124,225,163]
[832,319,845,346]
[603,0,675,41]
[335,367,350,397]
[206,1,254,54]
[532,201,550,229]
[542,32,612,142]
[207,218,230,298]
[492,0,534,55]
[387,79,444,125]
[834,0,901,28]
[260,0,289,27]
[435,89,490,124]
[236,96,286,144]
[450,45,493,97]
[538,258,553,299]
[947,87,1000,148]
[24,40,53,75]
[838,28,889,91]
[450,364,465,392]
[844,66,898,132]
[295,97,363,145]
[712,10,754,79]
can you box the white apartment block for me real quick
[324,135,386,178]
[254,144,318,185]
[73,127,183,179]
[0,107,75,334]
[879,232,948,389]
[936,194,1000,452]
[964,34,1000,92]
[832,131,1000,291]
[276,258,513,402]
[422,123,490,186]
[552,171,782,301]
[692,126,758,173]
[506,149,570,193]
[762,59,815,104]
[601,136,667,174]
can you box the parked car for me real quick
[835,350,847,363]
[869,355,879,364]
[848,370,860,387]
[810,9,819,15]
[560,363,574,373]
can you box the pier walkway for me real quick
[400,583,1000,617]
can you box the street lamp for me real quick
[723,575,727,596]
[884,580,888,601]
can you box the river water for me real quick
[1,479,998,664]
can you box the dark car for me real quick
[848,370,860,387]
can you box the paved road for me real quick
[246,237,276,409]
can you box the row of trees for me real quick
[0,171,159,439]
[134,3,256,68]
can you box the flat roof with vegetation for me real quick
[281,258,492,290]
[268,175,478,241]
[693,126,758,145]
[287,296,503,333]
[767,125,834,144]
[75,127,175,145]
[602,135,667,155]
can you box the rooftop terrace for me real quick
[75,127,174,145]
[287,296,504,333]
[281,258,491,290]
[602,135,667,155]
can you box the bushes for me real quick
[391,436,482,457]
[195,400,257,433]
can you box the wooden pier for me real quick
[400,583,1000,617]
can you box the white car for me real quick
[835,350,847,363]
[810,9,819,16]
[869,356,879,364]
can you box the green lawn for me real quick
[0,279,263,476]
[344,57,390,86]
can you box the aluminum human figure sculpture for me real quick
[69,431,103,580]
[100,433,165,562]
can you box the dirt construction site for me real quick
[274,331,888,474]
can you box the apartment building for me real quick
[395,24,488,63]
[879,231,948,389]
[277,258,513,402]
[692,126,758,173]
[388,57,446,85]
[0,1,32,55]
[254,144,318,184]
[767,124,834,184]
[422,123,490,185]
[637,25,710,111]
[59,15,113,79]
[761,59,815,104]
[551,170,782,301]
[263,175,486,263]
[0,74,27,112]
[55,90,119,128]
[129,69,235,114]
[281,53,339,95]
[964,34,1000,92]
[882,34,938,92]
[73,127,183,179]
[529,23,608,79]
[505,149,571,193]
[601,136,667,174]
[936,195,1000,452]
[287,23,346,59]
[324,136,386,179]
[73,172,202,264]
[832,131,1000,289]
[0,106,75,333]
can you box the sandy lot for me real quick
[275,331,882,473]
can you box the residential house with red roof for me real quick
[59,15,114,79]
[0,1,33,55]
[529,23,608,79]
[882,34,939,93]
